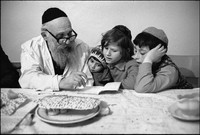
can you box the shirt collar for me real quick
[108,60,126,71]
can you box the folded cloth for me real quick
[177,92,200,100]
[1,101,38,134]
[1,90,38,134]
[1,90,28,115]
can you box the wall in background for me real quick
[1,1,199,62]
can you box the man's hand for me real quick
[59,71,87,90]
[143,44,166,64]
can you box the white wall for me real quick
[1,1,199,62]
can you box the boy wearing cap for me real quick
[133,27,193,93]
[88,46,113,86]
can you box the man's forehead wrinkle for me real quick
[47,17,72,34]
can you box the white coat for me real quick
[19,35,93,91]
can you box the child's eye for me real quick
[140,52,146,55]
[112,50,117,52]
[90,59,94,63]
[97,64,103,68]
[110,48,118,53]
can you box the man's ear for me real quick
[41,30,48,41]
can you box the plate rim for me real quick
[36,105,101,124]
[168,101,199,121]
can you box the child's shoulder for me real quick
[126,59,139,67]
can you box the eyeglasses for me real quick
[46,29,77,45]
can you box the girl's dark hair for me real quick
[112,25,132,40]
[133,32,168,51]
[101,25,134,61]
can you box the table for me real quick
[1,88,199,134]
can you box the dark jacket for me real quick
[0,45,20,88]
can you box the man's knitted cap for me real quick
[142,27,168,45]
[42,7,68,24]
[89,46,107,68]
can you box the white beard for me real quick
[49,43,79,70]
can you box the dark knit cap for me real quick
[42,7,68,24]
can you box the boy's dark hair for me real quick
[133,27,168,51]
[133,32,168,51]
[101,25,134,61]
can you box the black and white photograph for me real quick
[1,1,199,134]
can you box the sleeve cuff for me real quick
[52,75,64,91]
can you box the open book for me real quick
[77,82,121,95]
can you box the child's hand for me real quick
[143,44,166,64]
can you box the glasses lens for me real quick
[58,35,76,45]
[69,35,76,41]
[58,39,67,44]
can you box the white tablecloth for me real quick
[1,88,199,134]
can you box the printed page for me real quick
[100,82,121,92]
[78,82,121,95]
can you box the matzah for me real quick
[38,95,101,110]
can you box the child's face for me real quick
[88,57,103,72]
[132,45,150,64]
[103,43,122,64]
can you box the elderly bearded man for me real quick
[19,7,93,91]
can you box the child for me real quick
[87,46,113,86]
[101,25,139,89]
[133,26,193,93]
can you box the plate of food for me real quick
[168,97,199,121]
[36,95,101,124]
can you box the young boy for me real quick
[133,27,193,93]
[88,46,113,86]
